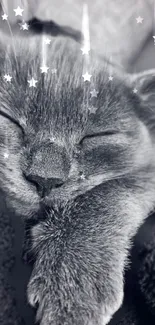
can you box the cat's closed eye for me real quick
[0,109,25,136]
[79,130,120,148]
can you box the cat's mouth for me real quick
[42,171,124,206]
[14,166,134,216]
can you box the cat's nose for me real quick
[25,174,64,197]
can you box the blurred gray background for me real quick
[1,0,155,70]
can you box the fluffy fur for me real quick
[0,32,155,325]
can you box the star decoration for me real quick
[82,72,92,82]
[49,136,56,143]
[4,152,9,159]
[80,173,86,180]
[14,6,24,16]
[136,16,144,24]
[90,89,98,98]
[88,106,98,114]
[108,76,113,81]
[2,13,8,20]
[40,66,49,73]
[28,78,38,88]
[81,46,90,55]
[20,22,29,30]
[36,152,42,162]
[45,38,51,45]
[4,74,12,82]
[19,117,27,126]
[51,69,57,74]
[133,88,138,94]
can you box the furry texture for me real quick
[0,33,155,325]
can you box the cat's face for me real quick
[0,36,153,217]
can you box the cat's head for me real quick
[0,34,154,217]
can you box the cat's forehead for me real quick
[0,36,134,139]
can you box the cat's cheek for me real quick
[100,289,124,325]
[5,195,40,217]
[0,151,40,217]
[3,171,40,216]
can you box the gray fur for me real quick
[0,35,155,324]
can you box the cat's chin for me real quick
[42,171,124,205]
[5,191,40,218]
[5,171,130,217]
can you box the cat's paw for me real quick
[27,275,42,307]
[27,221,124,324]
[27,264,55,323]
[28,279,53,324]
[27,264,124,325]
[100,289,124,325]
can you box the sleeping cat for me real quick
[0,18,155,325]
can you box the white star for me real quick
[80,173,86,180]
[88,106,98,114]
[28,78,38,88]
[49,136,56,143]
[40,66,49,73]
[45,38,51,45]
[20,22,29,30]
[4,74,12,82]
[82,72,92,82]
[133,88,138,94]
[51,69,57,74]
[108,76,113,81]
[4,152,9,159]
[2,13,8,20]
[19,117,27,126]
[136,16,144,24]
[81,46,90,55]
[14,6,24,16]
[90,89,98,98]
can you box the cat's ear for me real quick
[129,69,155,109]
[127,69,155,133]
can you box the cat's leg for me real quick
[27,177,155,325]
[27,223,124,325]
